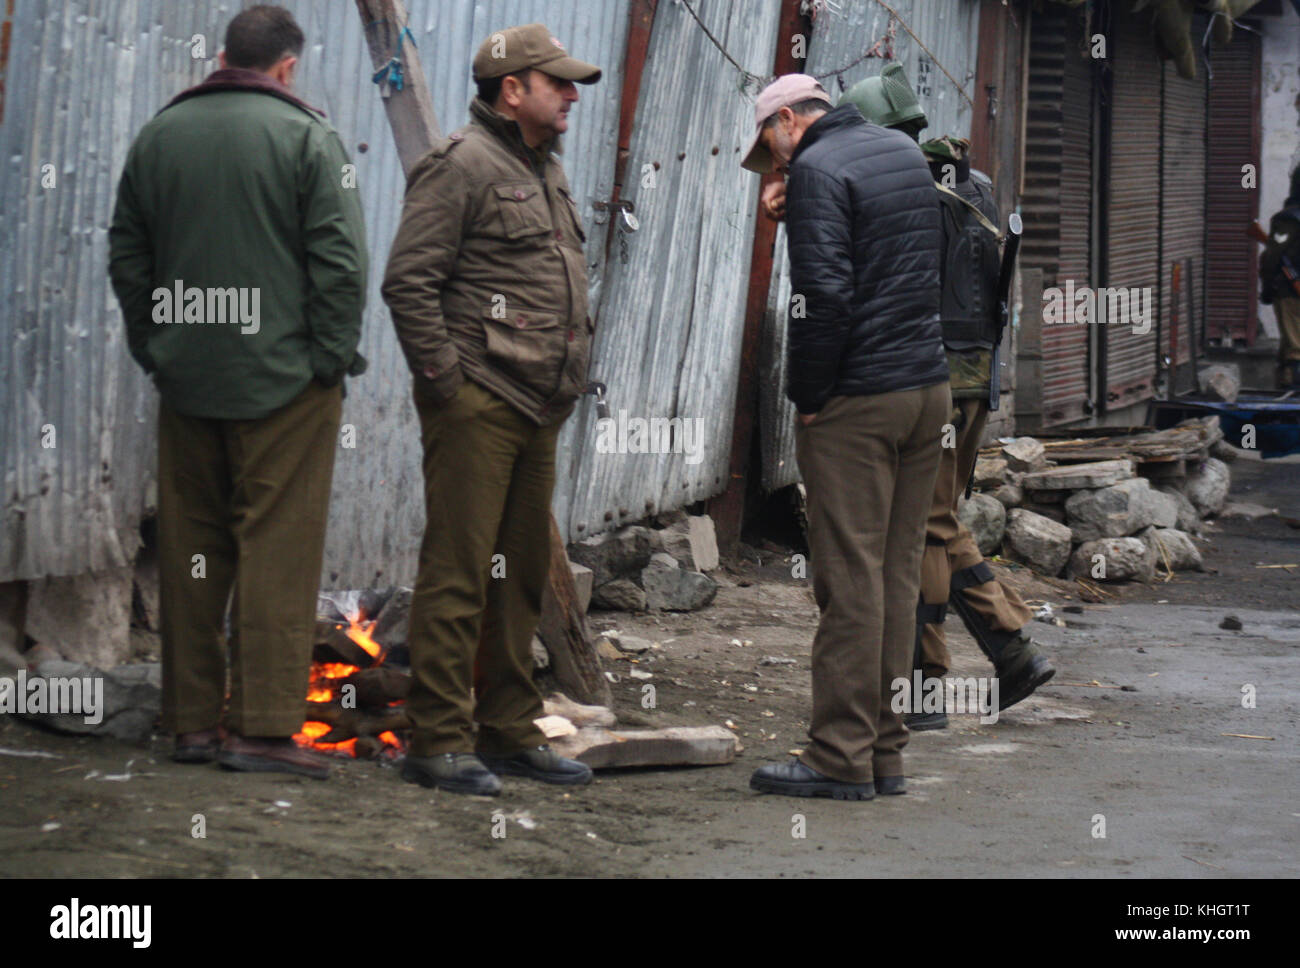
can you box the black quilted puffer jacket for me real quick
[784,103,949,415]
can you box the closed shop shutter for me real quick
[1205,25,1261,344]
[1160,44,1208,385]
[1022,4,1093,427]
[1105,4,1162,410]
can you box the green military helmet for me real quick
[839,62,928,134]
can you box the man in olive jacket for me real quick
[382,23,599,796]
[109,6,367,779]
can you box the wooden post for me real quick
[353,0,607,705]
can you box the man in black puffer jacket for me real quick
[742,75,951,801]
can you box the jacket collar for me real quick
[469,97,563,162]
[790,103,864,166]
[161,67,325,118]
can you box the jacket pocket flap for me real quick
[483,305,561,331]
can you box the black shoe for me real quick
[997,635,1056,711]
[402,752,502,796]
[904,711,949,731]
[750,759,875,800]
[479,745,593,786]
[172,728,220,764]
[874,775,907,795]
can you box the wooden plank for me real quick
[551,725,739,769]
[537,516,612,707]
[1019,459,1136,490]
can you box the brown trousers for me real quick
[795,383,950,784]
[406,380,558,758]
[918,398,1032,677]
[157,380,341,737]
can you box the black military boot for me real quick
[995,631,1056,711]
[904,710,949,731]
[402,752,502,796]
[479,745,593,786]
[750,759,875,800]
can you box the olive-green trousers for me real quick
[407,380,558,757]
[795,382,951,784]
[157,380,341,737]
[918,397,1033,677]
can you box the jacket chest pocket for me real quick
[492,183,553,240]
[482,306,567,393]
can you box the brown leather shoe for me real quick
[217,734,331,781]
[173,728,221,764]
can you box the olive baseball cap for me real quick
[741,74,832,173]
[472,23,601,84]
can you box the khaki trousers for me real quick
[157,380,341,737]
[918,398,1032,677]
[795,382,950,784]
[407,380,558,757]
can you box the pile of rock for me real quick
[960,419,1230,583]
[567,511,720,612]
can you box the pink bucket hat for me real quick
[741,74,832,173]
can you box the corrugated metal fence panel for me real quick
[1205,25,1260,344]
[1160,54,1206,378]
[554,0,781,540]
[1041,5,1092,426]
[0,0,628,586]
[759,0,980,491]
[1105,5,1161,410]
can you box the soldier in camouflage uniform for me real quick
[1261,166,1300,388]
[838,66,1055,729]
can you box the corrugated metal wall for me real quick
[759,0,981,491]
[1160,54,1206,382]
[553,0,780,540]
[1,0,629,587]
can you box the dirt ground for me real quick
[1,452,1296,878]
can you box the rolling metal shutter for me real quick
[1204,24,1261,344]
[1022,4,1093,427]
[1104,4,1162,410]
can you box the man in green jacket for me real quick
[382,23,599,796]
[109,5,367,779]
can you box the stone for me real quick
[372,586,412,648]
[1198,364,1240,404]
[1070,538,1157,583]
[990,482,1024,508]
[595,636,624,661]
[1003,510,1074,577]
[1219,501,1277,520]
[1184,457,1230,517]
[605,631,653,654]
[18,658,161,742]
[659,515,720,572]
[590,579,647,612]
[569,563,594,615]
[568,526,664,587]
[1138,527,1203,572]
[531,635,550,670]
[1001,437,1047,472]
[957,492,1006,556]
[641,553,718,612]
[973,457,1008,489]
[24,567,135,669]
[1157,486,1200,532]
[760,655,797,666]
[1219,615,1243,631]
[1064,477,1170,541]
[1210,439,1239,463]
[1019,459,1136,491]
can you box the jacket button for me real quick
[514,189,525,200]
[567,328,575,342]
[555,230,562,240]
[516,315,527,328]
